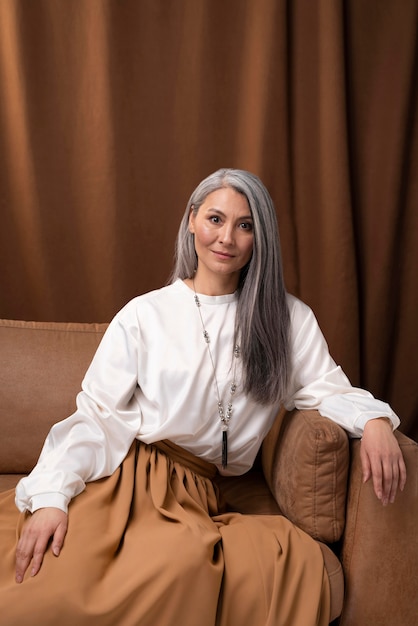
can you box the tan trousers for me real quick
[0,441,330,625]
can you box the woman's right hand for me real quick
[15,507,68,583]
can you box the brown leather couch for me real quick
[1,318,417,625]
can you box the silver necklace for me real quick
[193,279,240,469]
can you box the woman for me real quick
[0,169,406,625]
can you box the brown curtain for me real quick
[0,0,417,439]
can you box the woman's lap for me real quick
[0,443,329,626]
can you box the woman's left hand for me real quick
[360,417,407,505]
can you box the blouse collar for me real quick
[175,279,238,305]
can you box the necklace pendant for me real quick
[222,430,228,469]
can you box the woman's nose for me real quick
[219,223,234,244]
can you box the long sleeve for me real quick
[283,295,400,437]
[15,284,401,514]
[15,309,143,513]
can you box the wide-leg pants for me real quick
[0,441,330,625]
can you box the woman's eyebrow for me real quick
[206,208,253,220]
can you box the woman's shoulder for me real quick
[285,293,319,333]
[114,280,189,321]
[286,293,313,317]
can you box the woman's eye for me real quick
[240,222,253,230]
[209,216,221,224]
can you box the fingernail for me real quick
[53,546,60,556]
[15,575,22,584]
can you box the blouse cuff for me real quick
[351,410,400,436]
[15,491,70,514]
[318,393,400,438]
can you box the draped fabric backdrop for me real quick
[0,0,417,439]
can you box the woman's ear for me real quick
[188,205,195,234]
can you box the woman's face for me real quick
[189,186,254,291]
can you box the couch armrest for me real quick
[339,431,418,626]
[261,408,349,543]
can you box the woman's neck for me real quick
[184,273,238,296]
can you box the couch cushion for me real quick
[262,409,349,543]
[0,319,107,474]
[0,474,26,493]
[215,470,281,516]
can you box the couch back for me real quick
[0,319,108,474]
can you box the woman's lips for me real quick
[212,250,234,259]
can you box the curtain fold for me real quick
[0,0,417,438]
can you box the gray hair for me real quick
[171,168,290,405]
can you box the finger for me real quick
[16,528,52,582]
[398,456,407,492]
[382,449,407,504]
[360,441,382,500]
[369,458,384,502]
[30,519,67,574]
[387,464,399,504]
[379,454,395,505]
[52,521,68,557]
[30,540,48,577]
[360,444,372,484]
[15,539,35,583]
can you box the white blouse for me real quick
[16,279,399,513]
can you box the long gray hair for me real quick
[171,168,290,406]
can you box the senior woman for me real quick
[0,169,405,625]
